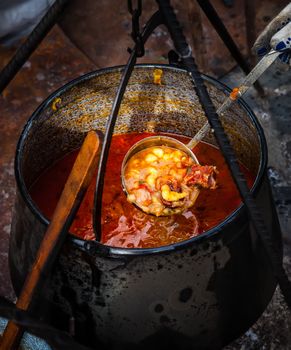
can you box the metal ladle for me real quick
[121,49,281,215]
[121,135,201,216]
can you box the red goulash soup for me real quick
[29,132,255,248]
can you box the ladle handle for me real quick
[186,49,281,150]
[186,122,210,149]
[0,131,100,350]
[186,101,232,149]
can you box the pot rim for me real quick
[15,64,268,256]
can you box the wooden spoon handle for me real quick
[1,130,100,349]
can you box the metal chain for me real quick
[128,0,144,56]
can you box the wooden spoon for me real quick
[0,130,100,350]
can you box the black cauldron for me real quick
[9,65,282,349]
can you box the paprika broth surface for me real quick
[29,132,255,248]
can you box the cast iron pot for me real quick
[9,65,282,350]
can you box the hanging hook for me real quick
[127,0,144,57]
[128,0,142,15]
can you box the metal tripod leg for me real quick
[196,0,264,96]
[0,0,69,95]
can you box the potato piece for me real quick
[147,167,158,175]
[127,194,136,202]
[130,159,140,167]
[161,184,187,201]
[152,147,164,158]
[145,153,158,163]
[163,153,171,161]
[169,169,177,179]
[126,168,140,177]
[151,194,160,203]
[171,150,183,162]
[146,174,157,186]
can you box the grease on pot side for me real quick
[29,132,255,248]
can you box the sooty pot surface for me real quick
[9,65,282,350]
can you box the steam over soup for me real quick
[29,132,255,248]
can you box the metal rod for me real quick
[244,0,257,67]
[93,50,137,240]
[93,10,164,241]
[0,0,69,94]
[157,0,291,308]
[196,0,264,96]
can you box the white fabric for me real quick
[253,3,291,65]
[271,22,291,50]
[0,0,55,45]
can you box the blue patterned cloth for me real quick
[0,317,52,350]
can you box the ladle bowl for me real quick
[121,135,200,216]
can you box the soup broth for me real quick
[29,132,255,248]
